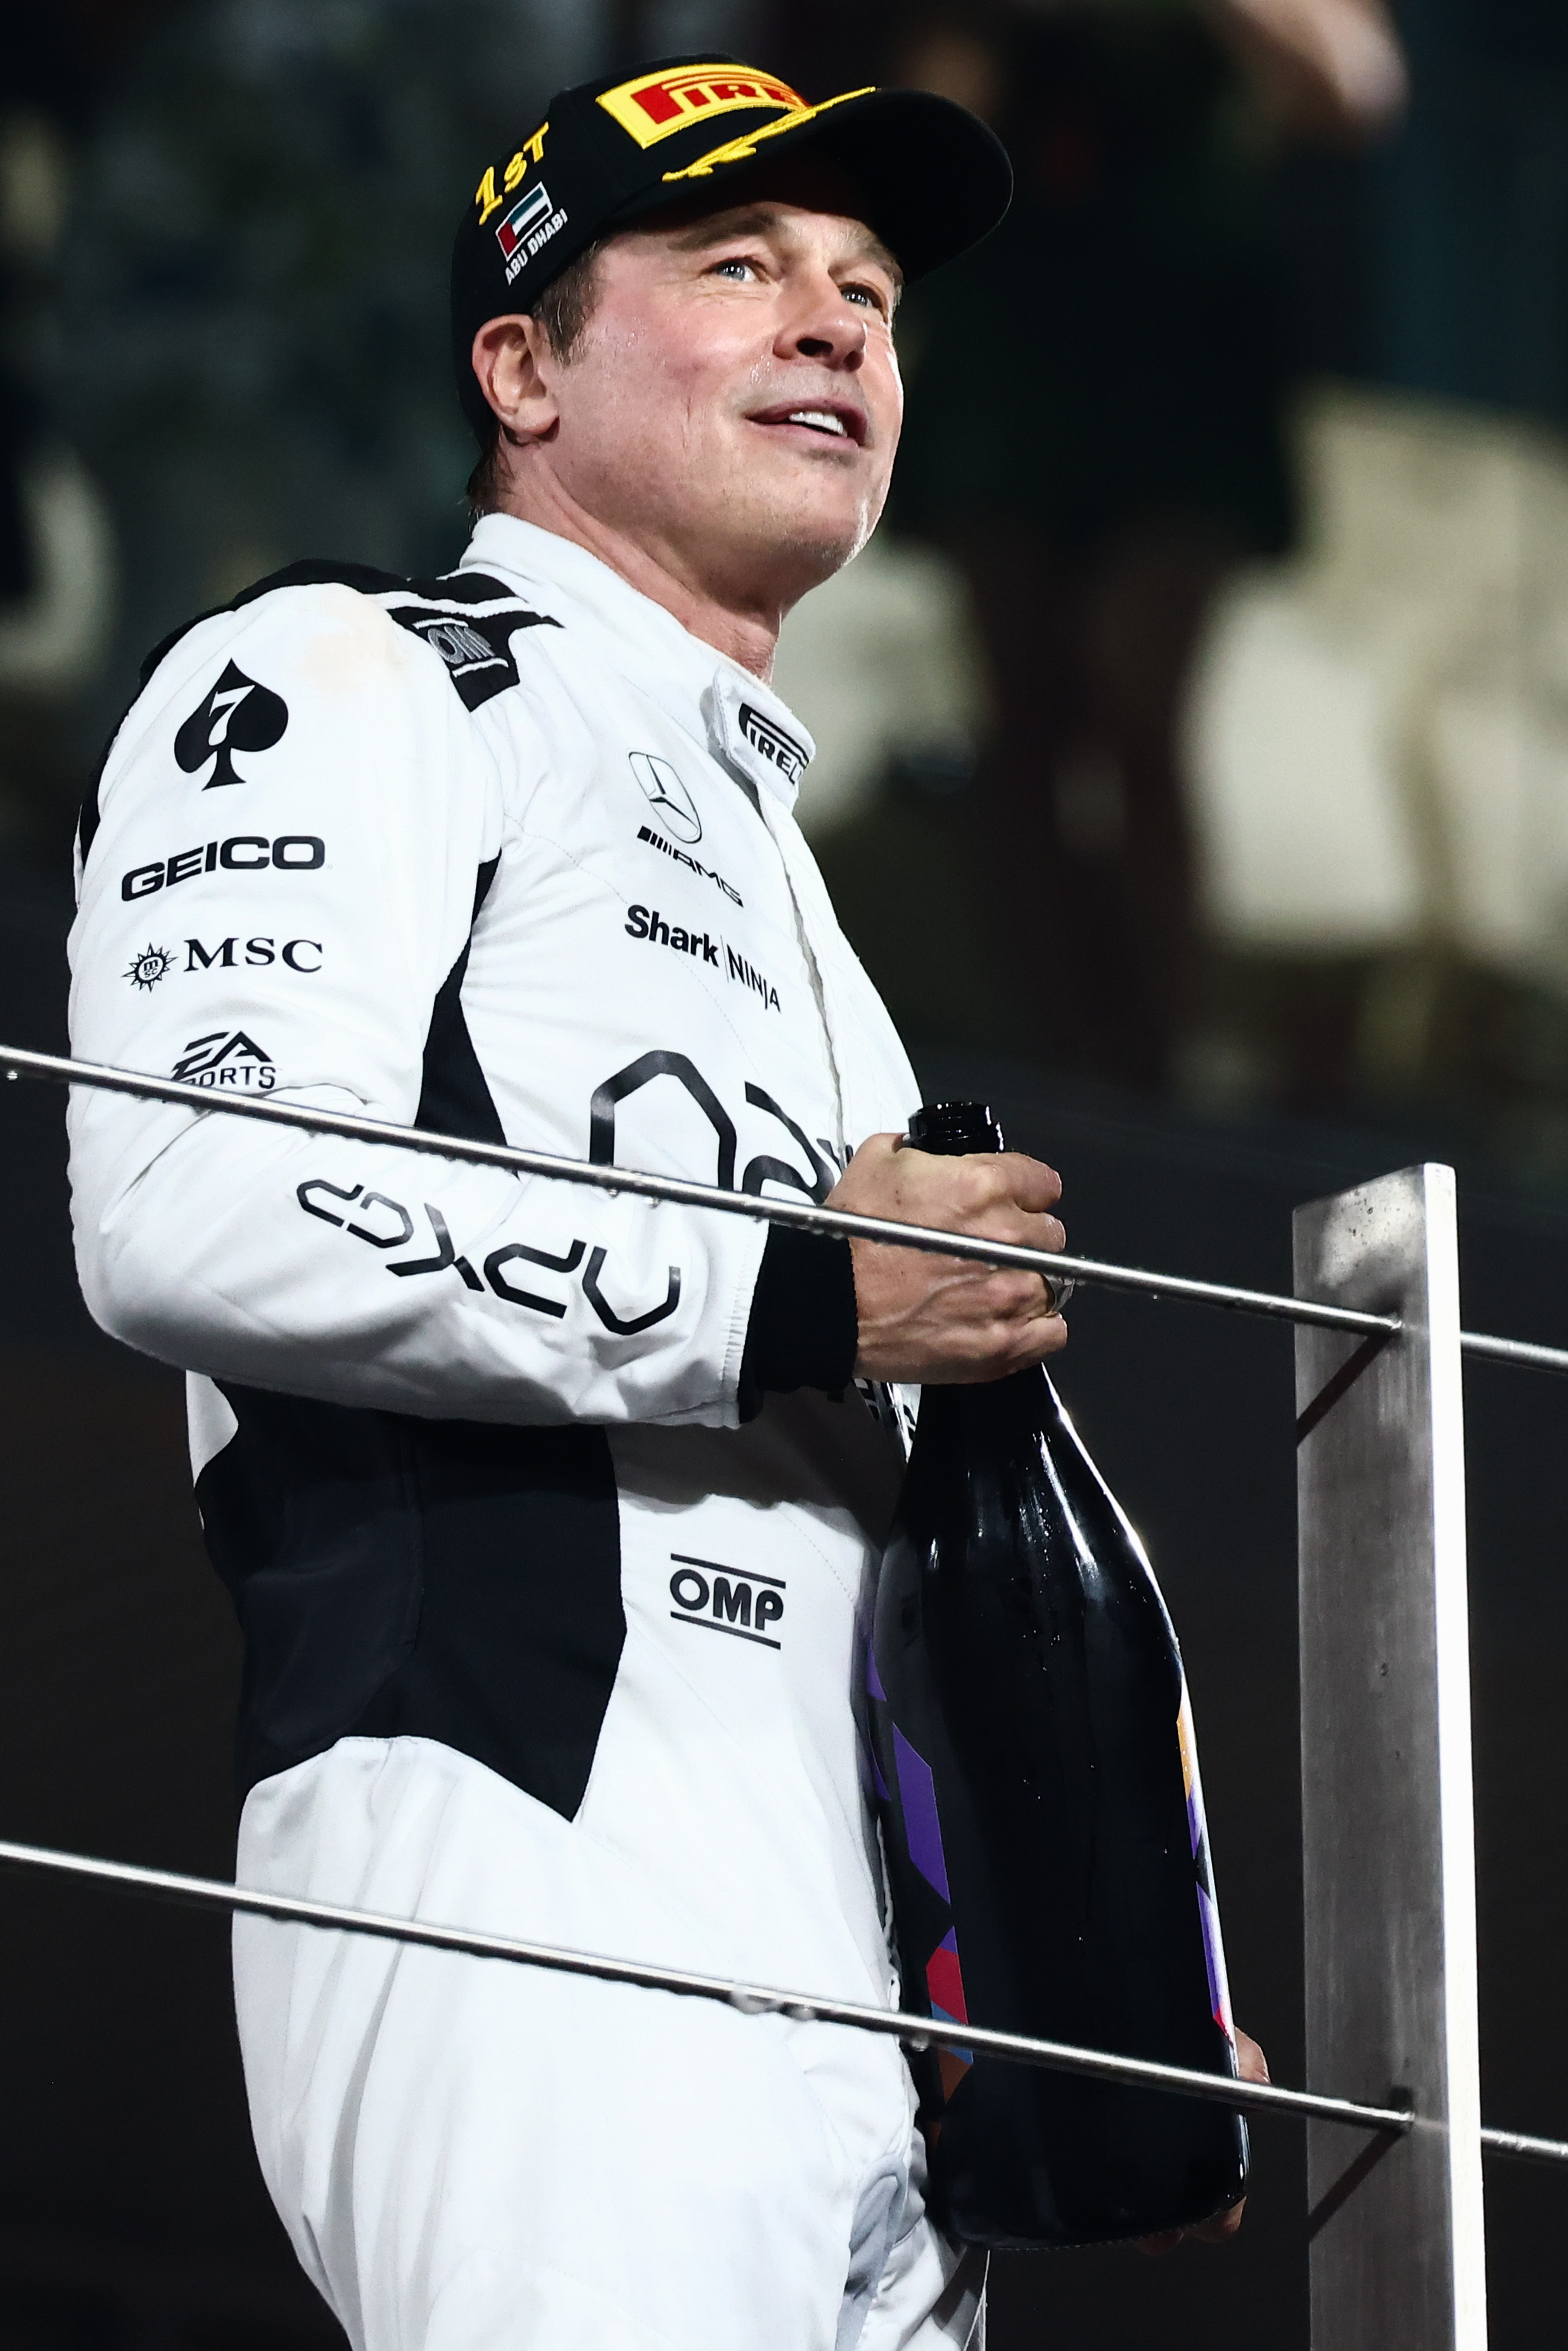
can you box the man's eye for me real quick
[714,257,755,282]
[843,284,886,314]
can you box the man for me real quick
[65,53,1235,2351]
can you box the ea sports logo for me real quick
[629,751,701,844]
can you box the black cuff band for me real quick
[737,1226,858,1422]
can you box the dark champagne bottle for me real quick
[867,1100,1248,2249]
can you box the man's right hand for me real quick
[826,1132,1069,1386]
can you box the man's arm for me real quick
[68,580,784,1428]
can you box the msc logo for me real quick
[124,944,174,992]
[629,751,701,843]
[668,1554,784,1650]
[596,65,803,150]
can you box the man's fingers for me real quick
[832,1132,1072,1385]
[1234,2027,1270,2085]
[993,1150,1062,1213]
[1137,2029,1267,2257]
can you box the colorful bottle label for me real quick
[1177,1678,1236,2049]
[867,1644,973,2087]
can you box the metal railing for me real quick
[6,1042,1565,1369]
[4,1041,1566,2332]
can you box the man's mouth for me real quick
[749,402,867,446]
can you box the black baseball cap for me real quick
[451,54,1013,442]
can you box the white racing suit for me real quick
[67,514,986,2351]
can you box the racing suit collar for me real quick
[458,514,815,811]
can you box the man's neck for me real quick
[492,471,782,681]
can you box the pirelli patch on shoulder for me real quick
[380,573,560,712]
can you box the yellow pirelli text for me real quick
[597,63,805,150]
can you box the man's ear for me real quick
[471,314,561,445]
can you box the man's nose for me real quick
[780,286,868,371]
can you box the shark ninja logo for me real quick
[174,662,290,790]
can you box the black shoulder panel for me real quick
[134,558,561,702]
[380,597,555,712]
[198,1384,625,1816]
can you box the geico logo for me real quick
[668,1554,785,1650]
[295,1179,684,1335]
[120,836,325,900]
[184,937,322,972]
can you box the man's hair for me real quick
[465,241,605,516]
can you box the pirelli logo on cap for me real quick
[596,63,805,149]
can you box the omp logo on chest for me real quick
[668,1555,785,1650]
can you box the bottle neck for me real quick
[906,1100,1004,1157]
[903,1096,1063,1429]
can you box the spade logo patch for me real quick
[174,662,289,790]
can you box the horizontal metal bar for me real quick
[0,1834,1408,2137]
[0,1044,1396,1338]
[1458,1330,1568,1378]
[1479,2125,1568,2165]
[14,1044,1568,1369]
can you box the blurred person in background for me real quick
[56,0,615,764]
[0,18,115,850]
[769,0,1403,1096]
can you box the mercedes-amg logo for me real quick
[628,751,701,844]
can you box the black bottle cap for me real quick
[907,1100,1005,1156]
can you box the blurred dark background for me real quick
[4,0,1568,2341]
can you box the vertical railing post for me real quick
[1293,1163,1485,2349]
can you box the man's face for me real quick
[520,183,904,613]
